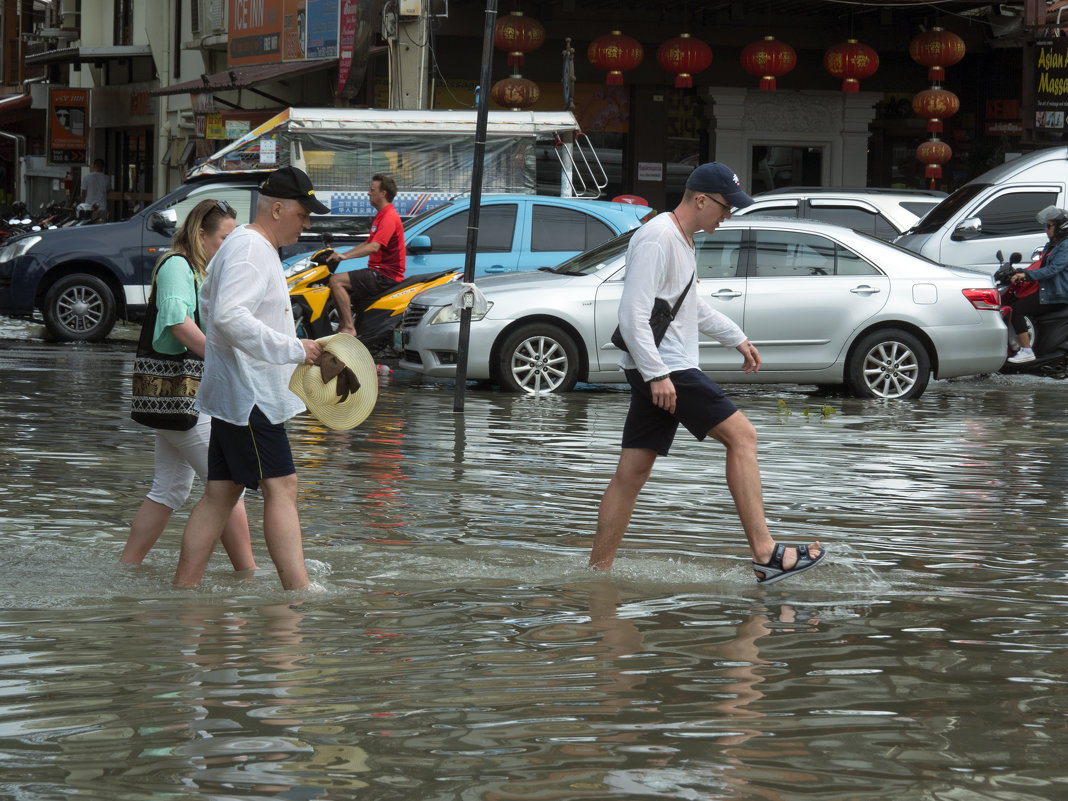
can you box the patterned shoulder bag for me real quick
[130,257,204,431]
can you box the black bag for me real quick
[611,273,694,353]
[130,257,204,431]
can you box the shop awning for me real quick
[25,44,153,66]
[0,93,31,113]
[149,59,336,98]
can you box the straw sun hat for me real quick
[289,333,378,430]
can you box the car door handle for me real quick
[709,288,743,299]
[850,285,881,296]
[483,264,506,273]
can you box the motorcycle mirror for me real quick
[323,233,334,245]
[1010,252,1022,264]
[996,250,1003,262]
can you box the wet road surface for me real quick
[1,316,1066,800]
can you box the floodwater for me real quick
[1,316,1066,801]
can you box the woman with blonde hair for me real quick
[122,199,257,571]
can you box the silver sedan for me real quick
[397,218,1007,399]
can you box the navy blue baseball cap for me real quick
[685,162,754,209]
[260,166,329,214]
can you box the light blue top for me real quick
[151,254,200,355]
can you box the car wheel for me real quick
[1024,315,1037,350]
[847,328,930,400]
[42,273,117,342]
[497,323,580,394]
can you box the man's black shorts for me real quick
[621,368,738,456]
[344,268,399,302]
[207,406,296,490]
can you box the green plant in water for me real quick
[801,404,837,419]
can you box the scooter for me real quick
[993,249,1068,378]
[286,241,459,356]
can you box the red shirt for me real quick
[367,203,405,282]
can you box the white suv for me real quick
[732,187,946,241]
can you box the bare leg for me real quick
[1018,331,1031,349]
[219,497,258,572]
[173,480,243,588]
[707,411,820,570]
[121,498,174,564]
[328,272,356,335]
[260,474,310,590]
[589,448,657,570]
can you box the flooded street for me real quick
[1,316,1066,801]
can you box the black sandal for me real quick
[753,543,826,585]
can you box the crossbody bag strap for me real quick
[669,273,695,318]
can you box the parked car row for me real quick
[398,218,1007,399]
[733,186,945,241]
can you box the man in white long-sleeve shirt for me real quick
[174,167,327,590]
[589,162,825,585]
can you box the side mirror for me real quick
[407,234,432,254]
[950,217,982,241]
[149,209,178,235]
[1010,252,1022,265]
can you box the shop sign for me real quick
[231,0,339,65]
[48,88,89,165]
[338,0,357,93]
[1035,38,1068,129]
[985,99,1022,136]
[307,0,339,60]
[230,0,284,66]
[637,162,663,182]
[206,113,227,140]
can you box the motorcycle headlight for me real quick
[0,235,41,264]
[429,301,493,325]
[284,257,315,279]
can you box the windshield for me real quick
[906,183,990,235]
[553,229,635,275]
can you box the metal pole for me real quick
[453,0,497,412]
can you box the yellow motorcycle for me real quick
[286,246,459,355]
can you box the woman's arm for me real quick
[168,317,206,358]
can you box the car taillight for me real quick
[963,287,1001,310]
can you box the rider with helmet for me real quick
[1006,205,1068,364]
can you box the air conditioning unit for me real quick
[192,0,227,36]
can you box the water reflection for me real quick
[1,323,1067,800]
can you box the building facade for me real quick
[2,0,1066,216]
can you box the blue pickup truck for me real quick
[0,177,266,341]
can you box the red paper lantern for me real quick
[823,39,879,92]
[912,87,960,133]
[491,76,540,110]
[909,27,966,82]
[656,33,712,88]
[740,35,796,90]
[494,11,545,68]
[588,30,644,86]
[917,139,952,186]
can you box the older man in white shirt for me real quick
[174,167,327,590]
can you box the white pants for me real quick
[147,413,211,510]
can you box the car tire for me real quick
[847,328,931,400]
[497,323,580,394]
[42,273,117,342]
